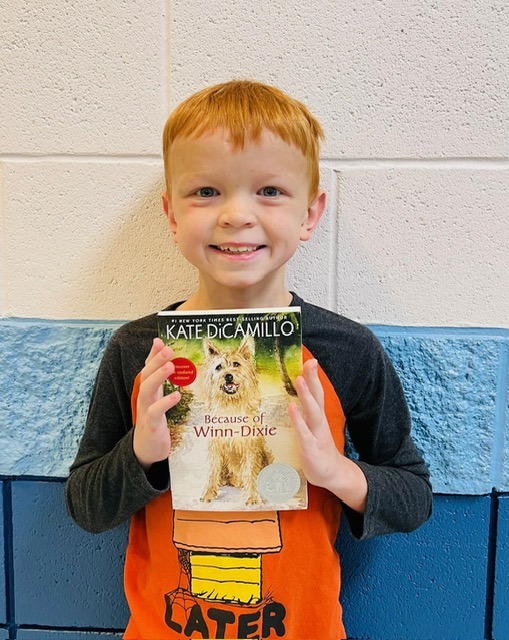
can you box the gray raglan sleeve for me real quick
[298,294,432,542]
[341,331,432,540]
[65,330,170,533]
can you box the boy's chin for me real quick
[196,280,290,309]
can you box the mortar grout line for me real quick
[2,481,16,639]
[330,170,342,311]
[163,0,172,113]
[484,489,499,640]
[0,154,162,164]
[16,623,125,633]
[325,168,340,311]
[1,154,508,168]
[321,157,509,169]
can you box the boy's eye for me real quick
[260,186,281,197]
[195,187,217,198]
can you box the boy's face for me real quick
[163,129,325,303]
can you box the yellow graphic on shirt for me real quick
[163,509,287,637]
[173,509,281,604]
[190,552,262,604]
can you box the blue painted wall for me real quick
[494,496,509,640]
[1,318,508,639]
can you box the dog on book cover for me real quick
[200,335,275,506]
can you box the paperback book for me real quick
[157,306,307,511]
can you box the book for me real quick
[157,306,307,511]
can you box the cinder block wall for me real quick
[1,2,508,639]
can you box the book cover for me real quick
[157,306,307,511]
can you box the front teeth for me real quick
[217,246,259,253]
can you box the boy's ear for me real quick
[300,190,326,241]
[162,192,178,238]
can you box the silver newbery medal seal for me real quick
[257,463,301,503]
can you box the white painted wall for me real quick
[1,0,507,325]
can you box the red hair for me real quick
[163,80,324,200]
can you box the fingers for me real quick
[145,337,165,365]
[288,401,315,445]
[142,339,175,381]
[137,340,178,426]
[144,338,172,369]
[138,359,173,406]
[295,378,322,429]
[139,342,176,414]
[290,359,328,439]
[145,390,181,426]
[301,359,324,411]
[134,339,181,470]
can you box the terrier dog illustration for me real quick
[200,336,274,505]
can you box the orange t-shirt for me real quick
[123,347,347,640]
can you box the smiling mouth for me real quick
[221,382,240,394]
[211,245,265,254]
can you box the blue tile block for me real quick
[12,480,129,628]
[0,482,5,625]
[0,319,119,477]
[377,332,502,494]
[494,496,509,640]
[337,495,490,640]
[17,631,123,640]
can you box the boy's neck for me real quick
[178,284,294,311]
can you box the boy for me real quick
[66,80,432,640]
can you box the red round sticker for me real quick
[168,357,197,386]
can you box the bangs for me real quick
[164,81,323,158]
[163,80,324,199]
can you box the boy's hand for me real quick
[288,359,367,513]
[133,338,181,471]
[288,359,343,489]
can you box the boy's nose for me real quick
[218,198,256,227]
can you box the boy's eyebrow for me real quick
[172,168,217,180]
[175,174,298,192]
[176,169,295,182]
